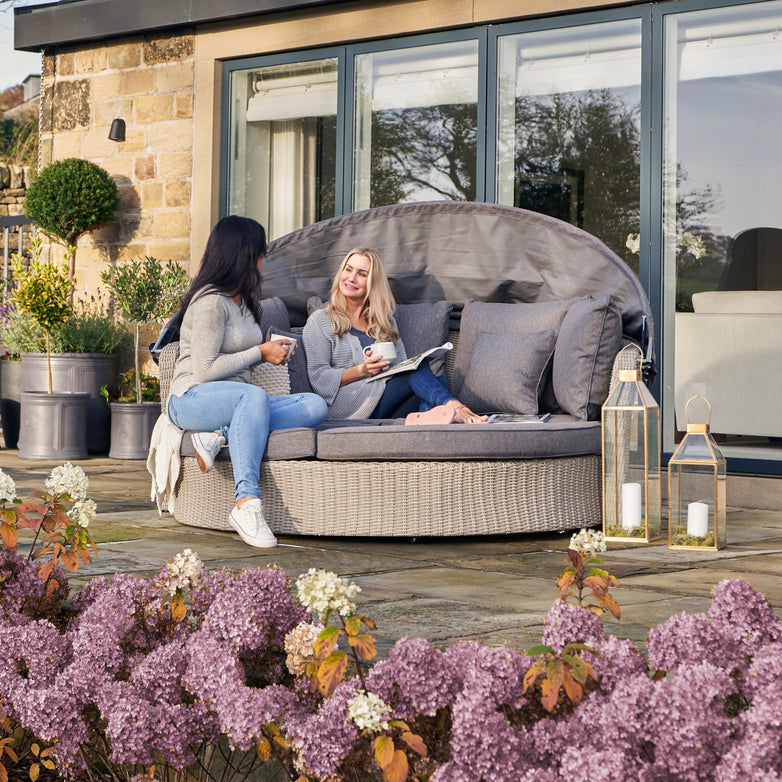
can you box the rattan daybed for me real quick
[156,202,654,538]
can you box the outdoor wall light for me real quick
[601,343,662,543]
[108,118,126,142]
[668,395,727,550]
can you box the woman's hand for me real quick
[259,340,294,366]
[340,352,390,385]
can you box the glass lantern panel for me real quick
[669,462,725,547]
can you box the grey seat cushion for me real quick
[181,427,317,461]
[315,414,600,460]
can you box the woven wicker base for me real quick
[172,455,601,537]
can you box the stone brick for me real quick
[141,182,164,209]
[117,183,141,211]
[94,98,132,127]
[165,179,191,208]
[158,151,192,179]
[52,133,82,159]
[43,53,57,79]
[74,46,107,74]
[143,32,194,65]
[0,165,9,188]
[175,91,193,119]
[134,155,156,181]
[82,221,121,246]
[39,83,54,133]
[121,211,155,241]
[38,137,53,167]
[117,127,148,154]
[80,130,120,159]
[52,80,91,132]
[101,157,134,180]
[111,243,147,264]
[7,204,25,217]
[121,68,155,96]
[156,62,194,92]
[147,240,191,263]
[107,42,142,70]
[156,210,190,238]
[90,72,122,101]
[147,122,192,153]
[134,94,174,124]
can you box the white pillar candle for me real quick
[687,501,709,537]
[621,482,642,529]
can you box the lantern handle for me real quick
[617,342,643,370]
[685,394,711,427]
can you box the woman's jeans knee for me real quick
[168,382,327,501]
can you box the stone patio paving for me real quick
[2,451,781,657]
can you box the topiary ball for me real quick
[25,158,119,247]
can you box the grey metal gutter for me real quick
[14,0,353,52]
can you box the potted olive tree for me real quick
[8,237,129,454]
[11,251,90,459]
[101,256,188,459]
[24,157,119,280]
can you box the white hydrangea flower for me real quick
[569,528,607,558]
[295,568,360,619]
[284,621,324,676]
[156,549,205,597]
[348,690,391,733]
[680,233,706,260]
[68,498,97,528]
[45,463,89,501]
[0,469,17,504]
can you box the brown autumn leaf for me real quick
[170,593,187,623]
[0,522,17,553]
[563,673,583,704]
[373,735,395,770]
[347,633,377,661]
[383,748,409,782]
[401,731,427,756]
[317,651,348,697]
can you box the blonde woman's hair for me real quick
[326,247,399,341]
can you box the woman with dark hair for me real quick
[167,216,327,548]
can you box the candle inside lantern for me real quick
[687,501,709,537]
[621,482,642,529]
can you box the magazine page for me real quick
[487,412,551,423]
[365,342,453,382]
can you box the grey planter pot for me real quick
[0,359,22,449]
[21,353,118,454]
[109,401,161,459]
[18,390,90,460]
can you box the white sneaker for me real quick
[228,499,278,548]
[191,431,226,473]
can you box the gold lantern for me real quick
[668,395,726,550]
[601,344,661,542]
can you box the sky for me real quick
[0,0,42,93]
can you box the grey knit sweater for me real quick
[302,308,407,419]
[168,290,264,400]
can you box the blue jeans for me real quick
[370,361,454,419]
[168,382,327,501]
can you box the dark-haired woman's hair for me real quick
[177,215,267,326]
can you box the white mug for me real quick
[270,333,297,359]
[363,341,396,360]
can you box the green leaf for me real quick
[526,644,555,657]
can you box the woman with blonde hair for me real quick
[302,247,486,422]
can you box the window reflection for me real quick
[228,59,338,239]
[663,2,782,461]
[353,40,479,209]
[496,21,642,266]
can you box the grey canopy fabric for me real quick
[262,201,652,348]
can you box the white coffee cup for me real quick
[270,333,297,359]
[363,341,396,360]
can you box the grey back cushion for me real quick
[393,301,453,376]
[452,298,575,398]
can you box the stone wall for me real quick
[0,164,35,260]
[38,30,195,292]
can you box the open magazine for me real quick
[366,342,453,382]
[487,412,551,423]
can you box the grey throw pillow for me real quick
[552,295,623,420]
[259,297,290,334]
[453,298,575,397]
[459,329,558,415]
[394,301,453,376]
[265,326,312,395]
